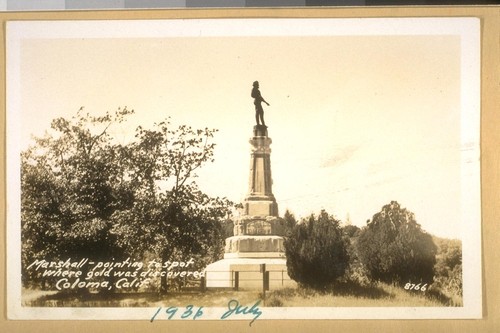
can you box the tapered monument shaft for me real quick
[244,125,279,217]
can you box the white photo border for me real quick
[6,17,481,321]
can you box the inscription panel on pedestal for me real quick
[246,220,272,235]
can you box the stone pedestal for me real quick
[224,236,284,257]
[205,125,295,290]
[233,215,285,237]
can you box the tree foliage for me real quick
[108,120,231,269]
[342,224,360,238]
[433,237,462,298]
[21,108,134,286]
[21,108,232,290]
[283,209,298,237]
[284,210,350,289]
[356,201,437,285]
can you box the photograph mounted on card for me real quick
[6,17,481,321]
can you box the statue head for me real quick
[253,81,259,87]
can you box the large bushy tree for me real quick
[21,108,135,287]
[284,210,350,289]
[109,121,232,291]
[21,108,232,291]
[356,201,437,285]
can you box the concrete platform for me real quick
[204,257,296,290]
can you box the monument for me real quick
[204,124,295,289]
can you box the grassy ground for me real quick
[265,282,461,307]
[22,288,261,307]
[23,281,459,307]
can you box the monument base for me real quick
[204,257,296,290]
[224,235,284,254]
[203,125,296,290]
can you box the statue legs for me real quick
[255,106,266,126]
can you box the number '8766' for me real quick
[404,283,428,292]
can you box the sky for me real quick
[11,19,480,239]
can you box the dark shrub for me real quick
[284,210,350,289]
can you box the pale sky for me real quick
[11,19,480,239]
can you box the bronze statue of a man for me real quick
[251,81,270,127]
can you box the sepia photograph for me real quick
[6,17,481,322]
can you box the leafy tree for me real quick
[21,108,134,287]
[109,120,233,292]
[284,210,350,289]
[21,108,233,292]
[356,201,437,285]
